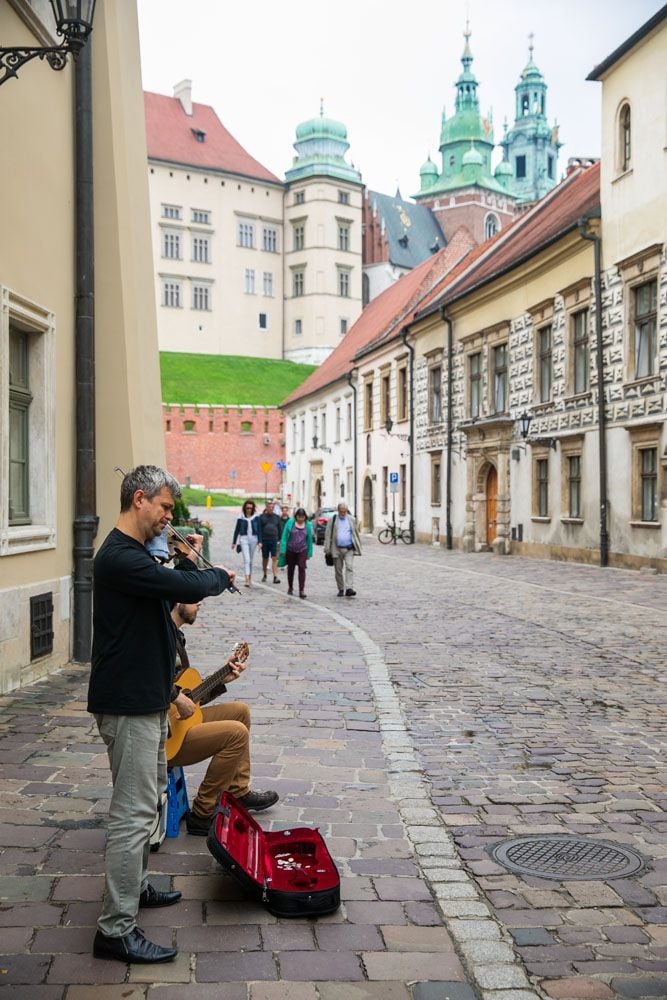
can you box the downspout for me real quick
[578,212,609,567]
[346,367,358,516]
[401,328,415,543]
[441,308,454,550]
[72,41,99,662]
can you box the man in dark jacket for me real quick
[259,500,283,583]
[88,465,234,965]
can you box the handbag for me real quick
[236,544,242,554]
[325,552,334,567]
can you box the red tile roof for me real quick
[144,91,281,184]
[422,163,601,316]
[281,228,476,407]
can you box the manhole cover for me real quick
[491,836,645,880]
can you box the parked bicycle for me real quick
[378,520,413,544]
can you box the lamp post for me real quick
[519,410,533,439]
[0,0,96,85]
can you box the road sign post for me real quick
[389,472,400,544]
[260,462,273,503]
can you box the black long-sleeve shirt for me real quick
[87,528,230,715]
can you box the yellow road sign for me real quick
[261,462,273,475]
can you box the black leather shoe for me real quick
[139,883,182,908]
[93,927,177,963]
[185,810,213,836]
[238,789,279,812]
[345,588,356,597]
[337,590,345,597]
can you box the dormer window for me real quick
[191,128,206,143]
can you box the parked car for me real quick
[311,507,337,545]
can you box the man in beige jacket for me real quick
[324,502,362,597]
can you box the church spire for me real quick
[455,20,479,113]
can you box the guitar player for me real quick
[168,599,279,835]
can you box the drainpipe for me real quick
[441,308,454,550]
[346,367,358,516]
[72,41,99,662]
[578,212,609,567]
[401,328,415,543]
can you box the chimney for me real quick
[174,79,193,116]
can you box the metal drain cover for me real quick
[491,836,645,881]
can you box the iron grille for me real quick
[30,592,54,660]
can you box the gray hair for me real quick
[120,465,181,511]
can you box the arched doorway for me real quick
[363,476,374,533]
[486,465,498,546]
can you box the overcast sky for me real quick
[138,0,662,196]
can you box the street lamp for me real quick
[0,0,96,85]
[518,410,533,439]
[312,435,331,453]
[385,416,411,443]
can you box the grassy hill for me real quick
[160,352,316,406]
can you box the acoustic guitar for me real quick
[166,641,250,761]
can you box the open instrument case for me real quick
[207,792,341,917]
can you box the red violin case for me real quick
[207,792,341,918]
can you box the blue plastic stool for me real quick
[166,766,189,837]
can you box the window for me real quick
[259,312,268,330]
[183,420,196,433]
[397,364,408,421]
[338,225,350,251]
[346,401,352,440]
[262,272,274,297]
[484,214,499,240]
[382,466,388,514]
[634,280,658,379]
[535,458,549,517]
[338,190,350,204]
[538,325,552,403]
[547,155,555,180]
[400,464,407,516]
[300,418,305,450]
[241,421,253,433]
[192,209,210,224]
[366,433,371,465]
[340,318,348,336]
[293,224,305,250]
[8,329,32,524]
[515,155,526,179]
[381,372,391,426]
[321,413,327,446]
[640,448,658,522]
[293,270,305,297]
[492,344,507,414]
[335,406,341,442]
[244,269,256,294]
[294,190,305,205]
[238,221,255,248]
[294,318,302,336]
[262,227,278,253]
[162,204,182,219]
[469,352,481,418]
[364,380,373,431]
[431,454,441,505]
[429,366,442,423]
[291,418,297,451]
[162,280,182,307]
[30,592,54,660]
[166,419,171,432]
[192,236,210,263]
[568,455,582,519]
[572,311,589,394]
[619,103,631,172]
[162,231,181,259]
[338,269,350,298]
[192,284,210,311]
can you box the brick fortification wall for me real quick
[163,404,285,496]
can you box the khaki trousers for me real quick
[169,701,251,818]
[95,711,167,938]
[334,548,355,592]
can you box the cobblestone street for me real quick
[0,506,666,1000]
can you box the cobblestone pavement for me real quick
[0,506,665,1000]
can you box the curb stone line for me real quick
[260,582,542,1000]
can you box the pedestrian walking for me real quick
[278,506,313,598]
[259,500,283,584]
[232,500,262,587]
[324,501,362,597]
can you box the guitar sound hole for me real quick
[234,819,248,834]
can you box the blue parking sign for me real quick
[389,472,399,484]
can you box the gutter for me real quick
[346,367,358,516]
[401,328,416,543]
[441,309,454,550]
[578,211,610,568]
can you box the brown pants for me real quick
[169,701,251,818]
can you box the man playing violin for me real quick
[168,600,279,836]
[88,465,236,966]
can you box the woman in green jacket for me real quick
[278,507,313,598]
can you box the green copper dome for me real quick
[462,143,483,166]
[295,116,348,142]
[495,158,513,176]
[286,103,362,185]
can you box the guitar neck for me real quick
[190,664,234,704]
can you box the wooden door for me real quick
[486,466,498,545]
[363,477,374,532]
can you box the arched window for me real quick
[619,103,631,171]
[484,213,499,240]
[366,433,371,465]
